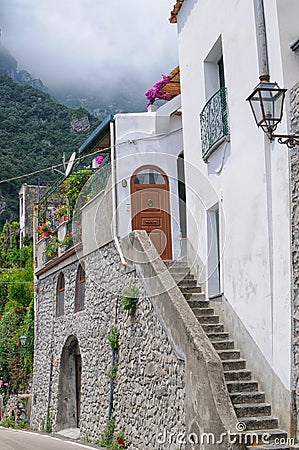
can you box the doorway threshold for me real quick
[56,428,80,439]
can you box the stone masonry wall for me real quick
[290,82,299,435]
[31,242,185,449]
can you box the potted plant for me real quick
[36,221,52,240]
[44,235,59,260]
[59,232,74,252]
[54,204,68,224]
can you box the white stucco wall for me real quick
[114,96,184,259]
[176,0,297,392]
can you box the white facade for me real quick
[114,95,185,260]
[174,0,299,430]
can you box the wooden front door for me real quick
[131,166,172,260]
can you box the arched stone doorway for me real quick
[57,335,81,430]
[131,165,172,260]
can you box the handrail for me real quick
[110,121,127,267]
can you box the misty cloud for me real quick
[0,0,178,97]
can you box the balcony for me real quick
[200,87,230,161]
[35,156,111,271]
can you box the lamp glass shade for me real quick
[247,82,286,133]
[19,335,27,346]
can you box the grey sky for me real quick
[0,0,178,95]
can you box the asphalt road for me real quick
[0,428,103,450]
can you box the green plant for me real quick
[64,169,93,217]
[108,327,119,351]
[53,204,68,219]
[100,417,115,447]
[46,408,52,433]
[107,363,118,380]
[41,418,45,432]
[0,415,15,428]
[16,418,30,429]
[44,235,58,260]
[59,233,74,251]
[120,287,139,316]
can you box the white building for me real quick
[170,0,299,433]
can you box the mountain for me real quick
[0,74,101,227]
[0,43,49,93]
[0,42,147,120]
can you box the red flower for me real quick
[18,308,22,313]
[116,437,125,448]
[14,308,17,313]
[0,315,2,319]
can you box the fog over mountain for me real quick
[0,0,178,113]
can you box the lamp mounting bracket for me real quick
[271,134,299,149]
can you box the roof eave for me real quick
[78,114,113,155]
[169,0,185,23]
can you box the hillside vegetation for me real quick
[0,222,34,401]
[0,75,101,227]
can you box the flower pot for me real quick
[39,231,50,240]
[59,215,68,224]
[147,104,159,112]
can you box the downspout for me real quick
[253,0,274,360]
[253,0,270,81]
[110,121,127,267]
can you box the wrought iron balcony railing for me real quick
[200,87,230,160]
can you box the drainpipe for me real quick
[253,0,275,368]
[110,121,127,267]
[253,0,270,81]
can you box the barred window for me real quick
[56,273,65,317]
[75,264,85,312]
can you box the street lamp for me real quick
[247,75,299,148]
[19,335,27,347]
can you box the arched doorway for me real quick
[131,165,172,260]
[57,336,81,430]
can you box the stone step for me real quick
[248,444,298,450]
[178,279,197,287]
[226,380,259,393]
[195,315,220,324]
[191,307,214,316]
[230,391,266,404]
[211,339,234,350]
[224,369,252,381]
[187,299,210,308]
[186,293,206,302]
[168,270,190,279]
[245,429,288,446]
[201,323,224,333]
[172,273,194,282]
[180,286,202,295]
[206,331,230,341]
[222,359,246,371]
[234,403,271,418]
[217,349,241,360]
[238,416,279,430]
[164,259,188,267]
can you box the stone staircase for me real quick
[165,260,298,450]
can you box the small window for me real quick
[75,264,85,312]
[134,169,166,185]
[56,273,65,317]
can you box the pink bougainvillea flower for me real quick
[95,155,104,168]
[145,74,175,108]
